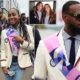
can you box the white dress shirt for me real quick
[62,30,80,60]
[44,15,49,24]
[37,11,42,21]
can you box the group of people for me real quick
[30,1,56,24]
[1,0,80,80]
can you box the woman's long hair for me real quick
[43,4,56,24]
[20,17,30,41]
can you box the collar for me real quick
[9,24,20,30]
[62,29,70,40]
[62,29,80,41]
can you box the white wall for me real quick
[3,0,18,10]
[17,0,29,17]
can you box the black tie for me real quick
[69,37,75,65]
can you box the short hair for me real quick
[62,1,80,13]
[21,13,25,16]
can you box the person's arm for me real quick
[0,30,9,74]
[14,25,34,50]
[20,25,34,50]
[33,40,47,79]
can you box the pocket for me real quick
[23,52,28,55]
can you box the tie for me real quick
[69,37,75,65]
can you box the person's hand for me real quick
[2,67,9,74]
[14,36,24,44]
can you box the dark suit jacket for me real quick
[30,10,43,24]
[33,28,41,54]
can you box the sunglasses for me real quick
[67,13,80,21]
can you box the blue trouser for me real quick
[5,61,25,80]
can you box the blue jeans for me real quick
[5,62,25,80]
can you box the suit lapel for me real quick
[75,45,80,64]
[58,29,68,62]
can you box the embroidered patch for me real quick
[50,59,56,67]
[4,38,8,43]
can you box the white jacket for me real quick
[0,25,34,68]
[33,29,80,80]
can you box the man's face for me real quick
[64,4,80,34]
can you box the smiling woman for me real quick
[0,8,34,80]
